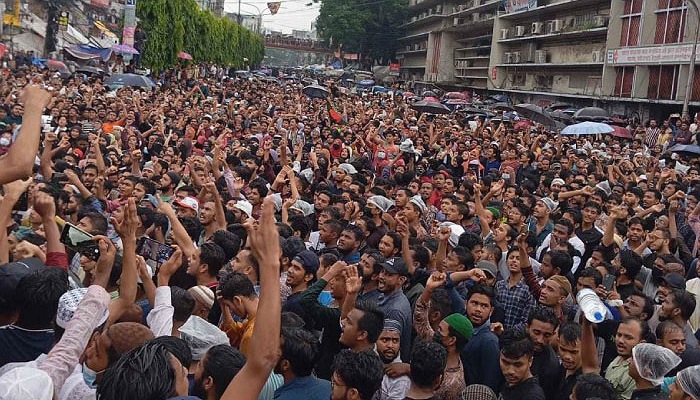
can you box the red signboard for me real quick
[389,63,400,72]
[91,0,111,9]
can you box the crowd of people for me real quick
[0,62,699,400]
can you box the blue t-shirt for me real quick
[273,376,331,400]
[0,325,54,367]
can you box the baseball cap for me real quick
[380,257,409,277]
[475,260,497,278]
[174,196,199,214]
[293,250,320,276]
[0,258,44,306]
[660,273,686,290]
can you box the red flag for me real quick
[327,99,342,124]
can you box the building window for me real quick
[654,0,687,44]
[648,65,679,99]
[693,69,700,101]
[613,67,634,97]
[620,0,643,46]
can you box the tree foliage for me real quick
[137,0,264,71]
[315,0,408,65]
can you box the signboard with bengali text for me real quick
[503,0,537,13]
[607,44,700,65]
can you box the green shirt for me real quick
[605,356,636,400]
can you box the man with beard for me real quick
[357,250,384,304]
[375,320,411,400]
[192,344,246,400]
[273,327,331,400]
[604,318,650,400]
[657,289,698,349]
[282,250,318,330]
[159,171,180,202]
[461,284,502,392]
[198,189,227,244]
[524,306,561,400]
[376,257,413,362]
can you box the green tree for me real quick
[315,0,407,65]
[137,0,264,70]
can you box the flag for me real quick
[327,99,342,124]
[267,2,281,15]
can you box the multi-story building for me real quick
[397,0,499,91]
[489,0,610,106]
[601,0,700,116]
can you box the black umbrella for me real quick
[422,90,438,98]
[75,66,105,76]
[668,144,700,157]
[302,84,330,99]
[513,104,559,130]
[411,100,451,115]
[105,73,155,88]
[574,107,608,122]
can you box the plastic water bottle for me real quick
[576,288,607,323]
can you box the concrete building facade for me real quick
[398,0,700,116]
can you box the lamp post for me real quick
[682,0,699,117]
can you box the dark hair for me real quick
[332,349,384,400]
[356,301,385,344]
[136,178,157,196]
[289,215,312,239]
[276,222,294,239]
[280,327,320,377]
[582,201,602,214]
[14,267,68,329]
[409,341,447,388]
[563,209,582,226]
[97,341,179,400]
[499,328,535,359]
[578,267,603,287]
[573,373,617,400]
[411,246,431,269]
[466,284,495,305]
[343,224,365,243]
[199,242,227,277]
[627,289,655,321]
[458,232,483,250]
[249,181,269,197]
[79,211,109,235]
[620,317,653,343]
[281,236,307,260]
[547,250,574,276]
[656,320,684,341]
[150,336,192,368]
[211,230,241,262]
[383,231,402,254]
[179,216,203,242]
[554,218,575,236]
[323,219,344,237]
[618,249,642,279]
[669,289,697,321]
[429,288,453,321]
[219,271,256,299]
[527,305,559,329]
[171,286,195,323]
[201,344,246,398]
[558,321,582,344]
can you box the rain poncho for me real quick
[632,343,682,386]
[178,316,229,360]
[0,366,53,400]
[677,365,700,400]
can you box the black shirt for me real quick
[500,376,546,400]
[531,346,561,400]
[0,325,54,367]
[554,367,582,400]
[631,387,668,400]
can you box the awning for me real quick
[94,21,117,38]
[65,45,113,61]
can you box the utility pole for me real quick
[44,0,59,57]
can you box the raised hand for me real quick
[33,189,56,219]
[344,264,362,294]
[425,271,447,290]
[244,196,281,267]
[111,198,139,239]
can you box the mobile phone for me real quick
[136,237,175,265]
[60,223,100,261]
[602,273,616,291]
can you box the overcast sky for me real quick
[223,0,321,34]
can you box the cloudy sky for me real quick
[224,0,321,33]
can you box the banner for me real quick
[503,0,537,13]
[267,2,281,15]
[608,44,700,65]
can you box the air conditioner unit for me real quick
[592,50,603,62]
[500,28,509,40]
[513,51,522,63]
[515,25,526,36]
[593,15,608,27]
[535,50,548,64]
[472,13,480,21]
[453,17,463,26]
[504,52,513,63]
[531,22,544,35]
[551,19,563,32]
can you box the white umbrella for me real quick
[561,121,614,135]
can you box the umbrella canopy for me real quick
[75,66,105,76]
[423,96,440,102]
[514,120,533,130]
[490,103,514,112]
[609,126,633,139]
[550,110,574,123]
[46,59,70,76]
[422,90,438,97]
[104,73,155,88]
[178,51,193,60]
[445,99,469,105]
[445,91,469,100]
[302,84,330,99]
[513,104,559,130]
[489,94,511,103]
[111,44,140,55]
[545,102,572,112]
[574,107,608,122]
[411,100,451,115]
[561,121,614,135]
[668,144,700,156]
[402,91,415,97]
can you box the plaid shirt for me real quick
[496,277,535,329]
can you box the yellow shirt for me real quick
[220,315,256,356]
